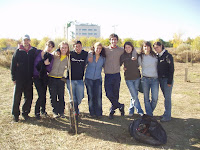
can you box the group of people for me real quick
[11,33,174,123]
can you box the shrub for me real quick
[173,50,200,63]
[175,43,191,53]
[0,50,14,68]
[191,36,200,51]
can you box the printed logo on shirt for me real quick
[71,58,85,62]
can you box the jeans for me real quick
[159,78,173,120]
[142,77,159,116]
[66,80,84,114]
[48,77,65,115]
[12,80,33,117]
[104,73,123,113]
[85,78,102,116]
[33,77,48,116]
[126,78,144,115]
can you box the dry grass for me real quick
[0,50,14,68]
[0,63,200,150]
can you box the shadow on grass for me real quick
[23,113,200,150]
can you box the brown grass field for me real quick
[0,62,199,150]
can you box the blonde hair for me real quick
[94,42,103,48]
[58,41,70,56]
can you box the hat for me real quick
[22,34,30,40]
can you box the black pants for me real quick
[48,77,65,115]
[12,80,33,117]
[33,77,48,116]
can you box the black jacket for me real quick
[11,47,37,82]
[157,50,174,84]
[120,52,140,80]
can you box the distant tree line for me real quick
[0,34,200,51]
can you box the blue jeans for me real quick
[159,78,173,120]
[66,80,84,114]
[126,78,144,115]
[85,78,102,116]
[104,73,123,113]
[48,77,65,115]
[142,77,159,116]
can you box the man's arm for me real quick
[10,50,18,83]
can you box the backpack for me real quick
[129,115,167,146]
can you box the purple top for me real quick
[33,50,54,77]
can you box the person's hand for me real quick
[13,81,16,85]
[131,57,137,60]
[88,51,93,63]
[167,84,172,87]
[44,59,50,65]
[88,57,93,63]
[123,67,127,71]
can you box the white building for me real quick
[74,23,100,38]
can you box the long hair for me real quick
[90,42,106,57]
[139,41,156,59]
[58,41,70,56]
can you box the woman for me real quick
[120,42,144,117]
[153,42,174,122]
[84,42,105,118]
[48,41,69,118]
[138,41,159,116]
[33,40,55,120]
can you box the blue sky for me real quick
[0,0,200,41]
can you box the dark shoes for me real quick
[60,114,66,118]
[160,117,171,122]
[41,112,49,117]
[109,111,115,119]
[35,115,41,120]
[119,104,125,116]
[109,104,124,119]
[13,115,19,122]
[22,114,30,121]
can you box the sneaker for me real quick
[139,113,144,116]
[13,115,19,122]
[129,113,134,117]
[22,114,30,121]
[35,115,41,120]
[96,116,102,119]
[41,112,49,117]
[109,111,115,119]
[60,114,66,118]
[160,117,171,122]
[53,113,59,118]
[119,104,125,116]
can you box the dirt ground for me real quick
[0,62,199,150]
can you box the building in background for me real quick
[75,23,101,38]
[65,22,101,40]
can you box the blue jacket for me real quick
[85,55,105,80]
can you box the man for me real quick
[11,34,37,122]
[104,33,125,119]
[66,41,88,116]
[153,42,174,122]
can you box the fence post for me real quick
[185,68,188,82]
